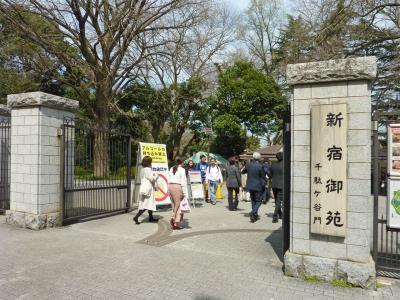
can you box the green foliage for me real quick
[304,276,323,283]
[74,166,136,180]
[213,60,286,137]
[210,114,247,157]
[330,279,353,288]
[116,166,137,179]
[0,6,69,103]
[121,77,210,158]
[376,280,382,289]
[246,136,260,151]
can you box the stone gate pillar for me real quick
[284,57,377,289]
[5,92,78,229]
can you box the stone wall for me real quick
[6,92,78,230]
[285,57,376,289]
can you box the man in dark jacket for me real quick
[241,152,266,223]
[261,158,271,204]
[270,151,284,223]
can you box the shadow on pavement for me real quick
[265,229,283,262]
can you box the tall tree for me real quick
[350,0,400,111]
[239,0,284,76]
[211,114,247,157]
[121,1,235,159]
[212,60,286,144]
[0,7,66,102]
[0,0,201,174]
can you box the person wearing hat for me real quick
[241,152,266,222]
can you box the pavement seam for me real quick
[137,219,280,247]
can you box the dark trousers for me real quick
[261,186,270,203]
[227,187,239,210]
[249,190,262,216]
[273,188,283,218]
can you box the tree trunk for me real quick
[93,85,110,177]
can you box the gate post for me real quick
[5,92,78,229]
[284,57,377,289]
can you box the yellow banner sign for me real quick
[140,143,167,163]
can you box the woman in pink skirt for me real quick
[168,157,187,229]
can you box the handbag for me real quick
[180,197,191,213]
[139,178,152,197]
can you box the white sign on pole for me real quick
[311,104,347,237]
[387,178,400,229]
[388,124,400,177]
[134,142,171,206]
[387,124,400,228]
[188,171,204,199]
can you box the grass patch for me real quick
[330,279,353,288]
[376,280,382,289]
[304,276,323,283]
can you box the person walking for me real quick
[226,156,242,211]
[241,152,266,223]
[168,157,188,230]
[195,154,209,202]
[270,151,284,223]
[206,158,223,205]
[133,156,158,225]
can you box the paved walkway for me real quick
[0,197,399,300]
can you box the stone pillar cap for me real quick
[7,92,79,112]
[0,104,11,116]
[287,56,377,85]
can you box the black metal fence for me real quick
[61,120,132,224]
[0,120,10,213]
[373,112,400,278]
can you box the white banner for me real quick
[134,142,171,206]
[188,171,204,199]
[387,178,400,229]
[388,124,400,177]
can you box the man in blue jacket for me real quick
[195,155,209,202]
[241,152,266,222]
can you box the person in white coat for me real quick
[133,156,158,225]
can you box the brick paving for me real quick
[0,197,399,300]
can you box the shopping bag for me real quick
[180,197,191,213]
[139,178,152,197]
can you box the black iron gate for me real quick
[282,111,291,257]
[0,120,10,213]
[61,120,132,224]
[373,112,400,278]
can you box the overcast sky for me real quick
[225,0,250,11]
[225,0,294,14]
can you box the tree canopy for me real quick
[213,60,286,141]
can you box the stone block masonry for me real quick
[285,57,377,289]
[6,92,78,230]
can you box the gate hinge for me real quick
[57,128,63,136]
